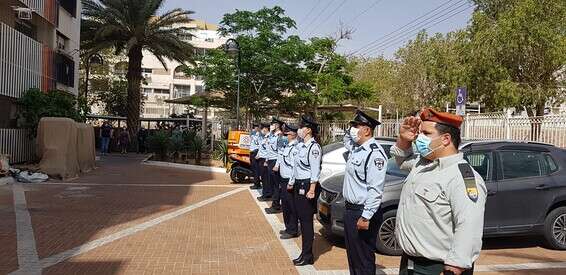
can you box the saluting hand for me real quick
[399,116,421,142]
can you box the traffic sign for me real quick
[455,87,467,116]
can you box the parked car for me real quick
[317,140,566,255]
[320,137,397,183]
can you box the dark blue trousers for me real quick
[294,179,316,260]
[261,159,274,197]
[344,205,380,275]
[280,178,298,234]
[250,151,260,187]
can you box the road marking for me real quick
[143,160,227,173]
[12,184,41,275]
[248,189,317,274]
[8,187,246,274]
[28,182,239,188]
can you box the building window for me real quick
[15,20,36,40]
[173,66,190,79]
[142,68,152,74]
[60,0,77,17]
[154,89,169,94]
[205,38,214,42]
[143,88,153,94]
[55,53,75,87]
[193,48,206,56]
[56,32,69,51]
[195,85,204,93]
[178,34,192,41]
[174,85,191,98]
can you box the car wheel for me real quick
[543,206,566,250]
[376,209,402,256]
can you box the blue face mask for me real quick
[415,134,437,158]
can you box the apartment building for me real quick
[140,19,227,119]
[0,0,81,163]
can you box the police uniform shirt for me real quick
[266,132,281,160]
[256,134,269,159]
[391,145,487,269]
[249,130,261,152]
[289,138,321,185]
[275,139,299,179]
[342,134,387,219]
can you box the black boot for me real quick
[249,184,261,190]
[292,254,304,264]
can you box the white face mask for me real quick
[349,127,360,142]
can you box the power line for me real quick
[298,0,321,26]
[362,4,473,57]
[349,0,461,55]
[300,0,337,36]
[344,0,384,26]
[359,1,471,56]
[305,0,348,37]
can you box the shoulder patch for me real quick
[374,158,385,170]
[311,148,320,158]
[370,143,378,150]
[458,163,478,202]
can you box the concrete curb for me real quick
[142,160,227,174]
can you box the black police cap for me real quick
[271,117,284,125]
[283,123,298,134]
[260,122,270,128]
[349,110,381,129]
[299,115,319,133]
[252,123,259,128]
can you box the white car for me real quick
[319,137,397,182]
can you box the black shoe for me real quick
[250,185,261,190]
[294,256,314,266]
[265,207,282,214]
[257,196,272,202]
[279,230,287,234]
[280,232,299,239]
[292,254,303,264]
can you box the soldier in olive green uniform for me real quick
[391,108,487,275]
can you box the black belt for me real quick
[345,201,364,210]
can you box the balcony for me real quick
[20,0,58,25]
[0,22,55,98]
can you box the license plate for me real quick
[319,204,329,216]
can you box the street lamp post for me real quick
[83,53,104,99]
[224,38,241,130]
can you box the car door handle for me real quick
[536,184,550,190]
[487,191,497,197]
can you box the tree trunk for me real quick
[202,103,208,145]
[528,103,545,141]
[126,46,143,149]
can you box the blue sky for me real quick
[162,0,474,58]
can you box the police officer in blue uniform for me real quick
[343,110,387,275]
[290,115,322,266]
[264,117,285,211]
[272,124,300,238]
[256,123,273,201]
[249,123,262,190]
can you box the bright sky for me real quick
[162,0,474,58]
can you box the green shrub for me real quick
[212,140,228,166]
[17,88,86,137]
[147,130,170,160]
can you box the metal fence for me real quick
[0,129,36,163]
[315,113,566,148]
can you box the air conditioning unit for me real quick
[13,7,33,20]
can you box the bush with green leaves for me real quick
[212,140,228,166]
[147,130,170,161]
[17,88,87,137]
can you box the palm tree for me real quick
[81,0,195,142]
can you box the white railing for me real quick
[0,129,36,164]
[0,22,43,98]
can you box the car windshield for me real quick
[386,157,409,177]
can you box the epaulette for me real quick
[458,163,478,202]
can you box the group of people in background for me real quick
[249,115,322,266]
[248,108,486,275]
[98,121,149,155]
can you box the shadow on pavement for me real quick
[11,153,230,274]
